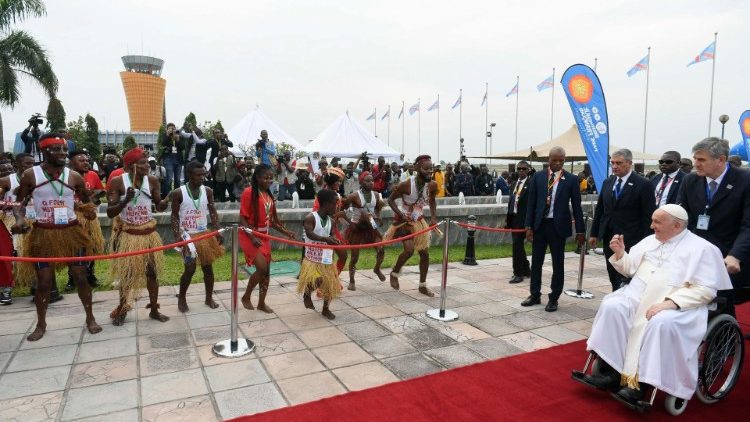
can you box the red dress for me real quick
[0,222,13,288]
[239,187,275,265]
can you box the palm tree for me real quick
[0,0,58,152]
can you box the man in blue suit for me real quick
[523,147,585,312]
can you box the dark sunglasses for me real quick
[517,167,529,171]
[658,160,675,165]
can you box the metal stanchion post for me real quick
[213,224,255,357]
[565,215,594,299]
[427,219,458,321]
[462,215,477,265]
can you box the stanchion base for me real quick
[462,259,477,266]
[426,309,459,321]
[564,289,595,299]
[212,338,255,358]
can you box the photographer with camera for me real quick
[255,130,277,167]
[276,150,296,201]
[21,114,45,164]
[159,122,195,190]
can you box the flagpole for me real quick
[401,100,405,154]
[374,107,377,137]
[550,67,555,141]
[514,76,519,151]
[594,58,598,72]
[418,97,421,155]
[641,47,651,165]
[387,105,391,146]
[459,88,463,144]
[485,82,488,165]
[437,94,440,163]
[708,32,718,137]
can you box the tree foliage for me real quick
[66,113,101,160]
[182,112,196,130]
[122,135,137,153]
[45,96,65,131]
[156,123,165,159]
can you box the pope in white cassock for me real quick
[584,204,732,403]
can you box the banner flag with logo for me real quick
[740,110,750,161]
[560,64,609,193]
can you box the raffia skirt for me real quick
[190,230,225,266]
[25,220,96,269]
[297,258,341,301]
[382,218,430,251]
[344,221,382,246]
[108,217,164,308]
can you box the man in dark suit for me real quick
[651,150,685,207]
[523,147,585,312]
[506,161,531,283]
[589,149,656,291]
[676,137,750,314]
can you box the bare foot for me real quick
[112,313,126,326]
[418,286,435,297]
[347,282,356,291]
[321,308,336,320]
[241,295,254,310]
[27,325,46,341]
[374,269,386,281]
[390,273,400,290]
[178,297,189,313]
[257,303,274,314]
[86,319,103,334]
[205,298,220,309]
[149,311,170,322]
[303,294,315,309]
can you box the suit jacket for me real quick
[650,170,686,205]
[506,178,530,228]
[676,166,750,265]
[591,173,655,245]
[524,169,585,238]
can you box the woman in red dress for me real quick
[239,164,296,312]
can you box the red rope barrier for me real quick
[453,221,526,233]
[244,223,440,250]
[0,229,225,263]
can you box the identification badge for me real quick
[485,183,489,188]
[321,249,334,265]
[171,147,177,153]
[196,214,208,231]
[301,184,305,190]
[53,206,68,225]
[26,205,36,220]
[697,214,710,230]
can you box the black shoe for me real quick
[509,276,524,284]
[582,372,620,391]
[64,281,75,292]
[614,385,647,403]
[49,291,64,304]
[545,299,558,312]
[0,288,12,305]
[521,295,541,306]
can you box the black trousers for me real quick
[509,214,530,277]
[530,219,566,300]
[215,181,235,202]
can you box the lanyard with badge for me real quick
[697,182,715,230]
[186,185,207,231]
[124,173,145,207]
[319,214,334,264]
[44,168,68,225]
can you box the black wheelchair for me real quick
[571,308,745,415]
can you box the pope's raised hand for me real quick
[609,234,625,256]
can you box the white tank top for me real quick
[304,211,333,264]
[400,176,428,220]
[120,173,153,225]
[179,185,209,233]
[32,166,76,224]
[7,174,36,220]
[352,190,380,223]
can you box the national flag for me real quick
[366,111,376,120]
[627,55,649,77]
[451,94,461,109]
[687,41,716,67]
[409,101,420,116]
[381,109,390,120]
[398,104,404,119]
[480,90,487,106]
[505,82,518,97]
[427,98,439,111]
[537,75,554,91]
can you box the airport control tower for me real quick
[120,55,166,132]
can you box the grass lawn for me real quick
[17,243,579,296]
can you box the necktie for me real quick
[708,180,718,204]
[614,178,623,200]
[544,172,555,215]
[513,180,523,213]
[656,174,669,206]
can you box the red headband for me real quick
[358,171,371,184]
[39,137,65,149]
[123,148,146,167]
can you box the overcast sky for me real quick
[2,0,748,162]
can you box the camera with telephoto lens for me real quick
[28,114,43,126]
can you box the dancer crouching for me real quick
[343,171,385,290]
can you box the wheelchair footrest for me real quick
[611,392,652,413]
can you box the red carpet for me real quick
[233,305,749,421]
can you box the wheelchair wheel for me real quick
[695,314,744,404]
[664,395,687,416]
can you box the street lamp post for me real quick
[719,114,729,139]
[486,123,496,165]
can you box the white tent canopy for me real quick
[227,107,304,156]
[304,112,401,160]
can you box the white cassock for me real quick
[587,229,732,400]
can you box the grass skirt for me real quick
[191,230,225,266]
[76,206,105,254]
[297,258,341,301]
[344,221,382,245]
[108,217,164,307]
[26,221,95,270]
[383,218,430,251]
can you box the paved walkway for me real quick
[0,252,611,421]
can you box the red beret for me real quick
[123,148,146,167]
